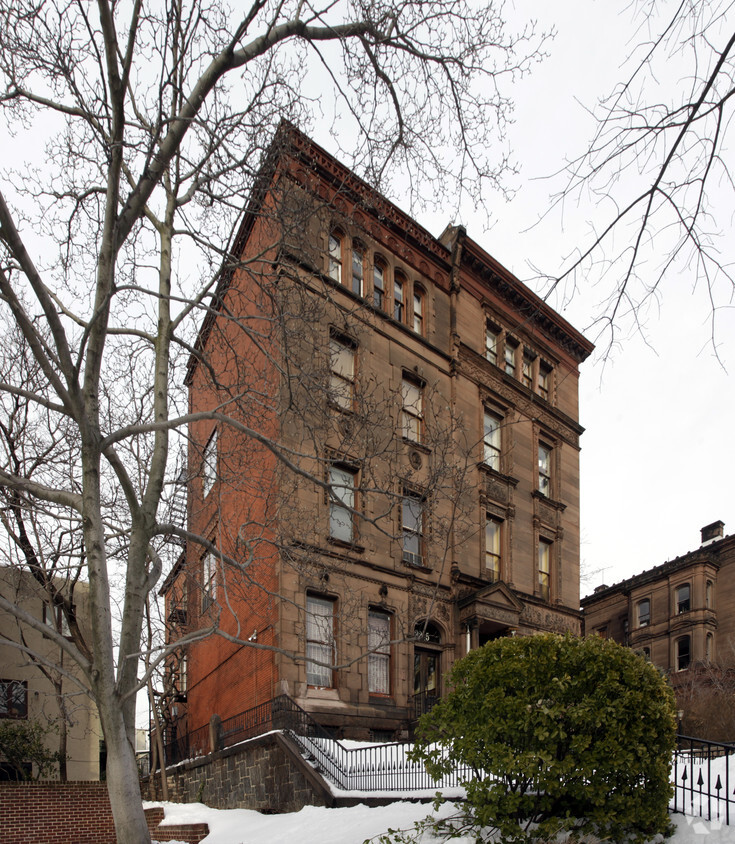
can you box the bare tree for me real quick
[0,1,544,840]
[544,1,735,357]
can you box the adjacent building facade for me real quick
[164,124,593,743]
[0,567,101,780]
[582,521,733,674]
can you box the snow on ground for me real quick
[146,800,735,844]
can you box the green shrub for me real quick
[0,719,63,780]
[411,633,676,843]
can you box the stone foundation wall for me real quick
[143,731,332,812]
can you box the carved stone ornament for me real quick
[409,449,423,470]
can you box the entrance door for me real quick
[413,621,441,717]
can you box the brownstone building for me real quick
[163,124,593,742]
[582,521,733,674]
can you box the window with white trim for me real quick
[328,464,356,544]
[394,273,405,323]
[485,323,499,365]
[538,442,552,497]
[373,260,386,310]
[351,243,365,296]
[483,411,501,470]
[401,377,423,442]
[202,429,217,498]
[402,491,424,567]
[306,595,335,687]
[328,232,343,283]
[329,335,355,411]
[538,539,552,601]
[368,610,391,695]
[485,515,501,581]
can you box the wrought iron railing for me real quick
[277,695,475,791]
[672,735,735,825]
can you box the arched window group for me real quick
[328,228,428,335]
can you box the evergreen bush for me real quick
[411,633,676,843]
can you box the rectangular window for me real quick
[202,429,217,498]
[402,492,424,567]
[522,353,534,388]
[328,232,342,283]
[538,539,551,601]
[329,464,356,544]
[485,324,499,365]
[485,515,501,581]
[401,378,423,442]
[538,443,552,497]
[351,245,364,296]
[538,363,552,401]
[394,276,405,322]
[676,584,691,614]
[637,599,650,628]
[373,262,385,310]
[676,636,691,671]
[483,411,501,470]
[0,680,28,719]
[329,336,355,410]
[504,339,517,376]
[202,552,217,612]
[306,595,334,687]
[368,610,391,695]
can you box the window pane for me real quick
[373,263,385,309]
[329,466,354,542]
[485,327,498,365]
[328,233,342,283]
[307,597,334,686]
[394,277,404,322]
[329,338,354,410]
[368,611,390,694]
[483,412,501,469]
[413,290,424,334]
[538,444,551,496]
[352,246,364,296]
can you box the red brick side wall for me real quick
[0,782,116,844]
[0,783,209,844]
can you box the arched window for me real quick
[393,273,405,322]
[706,633,714,662]
[413,286,425,334]
[373,258,386,310]
[328,231,343,283]
[706,580,714,609]
[351,241,365,296]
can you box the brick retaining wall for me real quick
[143,731,333,812]
[0,782,209,844]
[0,782,116,844]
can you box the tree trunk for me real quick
[100,709,151,844]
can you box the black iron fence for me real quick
[152,698,735,823]
[672,735,735,825]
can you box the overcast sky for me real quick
[442,0,735,594]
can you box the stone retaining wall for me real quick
[143,731,333,812]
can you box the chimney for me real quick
[701,521,725,546]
